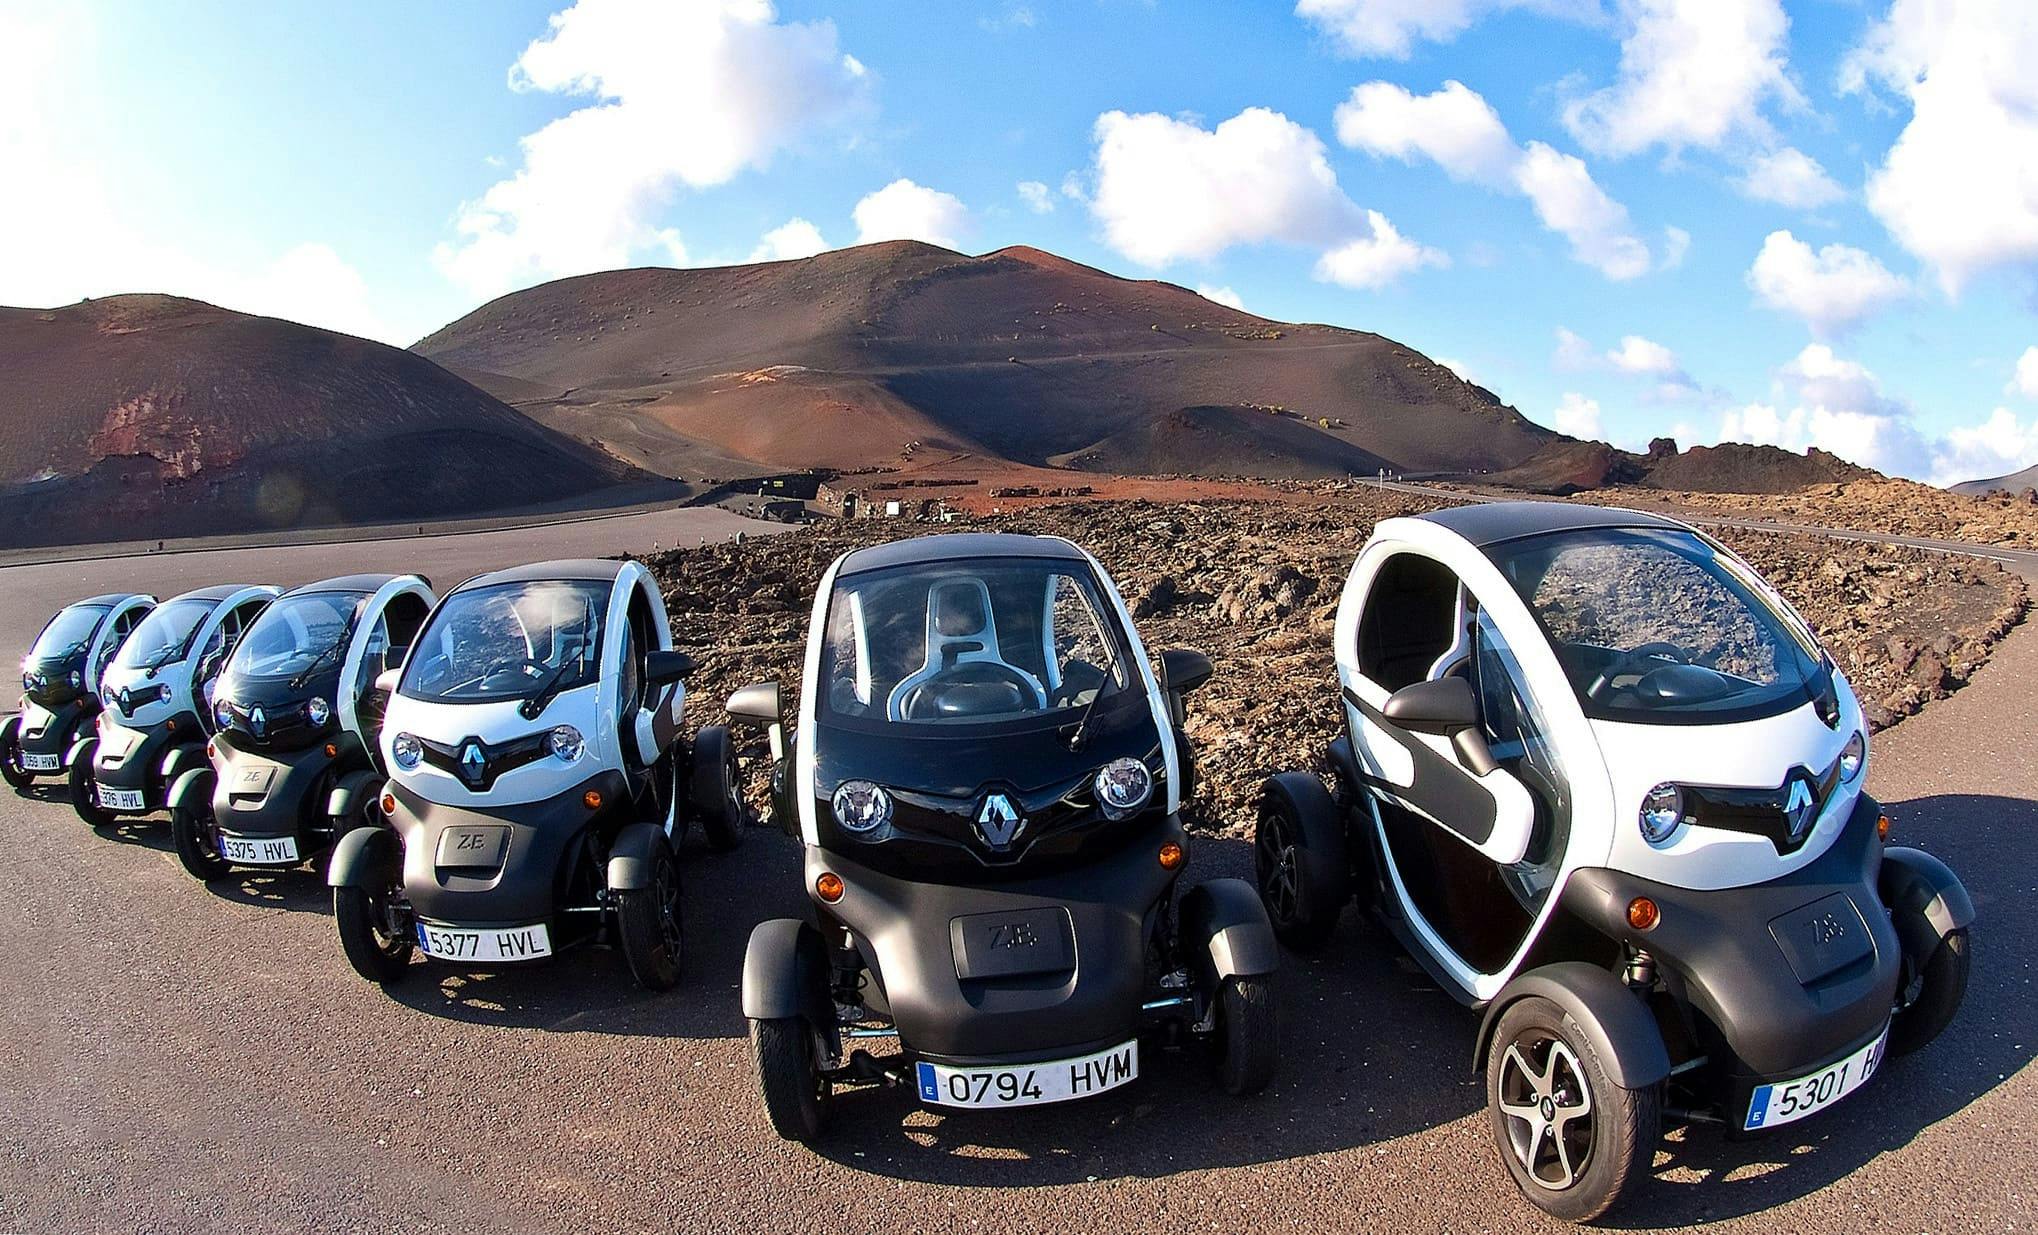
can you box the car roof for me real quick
[170,584,260,603]
[457,559,628,590]
[838,533,1087,577]
[1413,501,1689,549]
[75,592,143,608]
[284,573,407,597]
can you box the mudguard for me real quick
[1180,877,1280,981]
[160,741,205,784]
[66,734,96,771]
[327,825,402,890]
[1,714,20,747]
[1474,961,1671,1090]
[741,918,836,1035]
[326,768,381,822]
[605,821,670,891]
[166,767,214,813]
[1880,845,1974,962]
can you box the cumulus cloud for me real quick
[2014,347,2038,400]
[852,179,970,249]
[1736,147,1845,210]
[1747,230,1911,336]
[1843,0,2038,295]
[1294,0,1597,59]
[1437,356,1476,382]
[1335,81,1660,279]
[1551,391,1604,439]
[1314,211,1451,289]
[1554,327,1599,371]
[434,0,870,298]
[1016,180,1054,213]
[1555,327,1701,400]
[750,217,829,262]
[1934,407,2038,486]
[1563,0,1800,158]
[1196,284,1246,310]
[1606,334,1679,375]
[1712,344,1935,478]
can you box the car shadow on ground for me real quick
[204,866,332,913]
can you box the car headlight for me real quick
[213,700,234,730]
[305,696,331,727]
[1839,730,1866,781]
[68,670,83,690]
[156,683,173,703]
[546,725,584,763]
[831,779,892,834]
[1094,757,1154,820]
[391,732,423,770]
[20,671,33,692]
[1639,783,1683,845]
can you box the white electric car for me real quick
[1254,503,1971,1222]
[4,593,155,790]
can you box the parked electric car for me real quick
[732,533,1277,1143]
[169,574,436,882]
[3,593,155,790]
[327,559,743,992]
[71,584,280,829]
[1253,503,1971,1221]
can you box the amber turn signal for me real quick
[1877,814,1891,841]
[324,742,339,758]
[1158,841,1185,871]
[583,789,604,811]
[1626,896,1660,931]
[165,718,177,732]
[379,792,397,816]
[205,741,216,760]
[815,872,845,903]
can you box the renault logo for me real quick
[249,706,267,738]
[1784,776,1818,841]
[460,741,487,784]
[116,688,132,714]
[975,793,1026,850]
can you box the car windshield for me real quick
[818,558,1132,731]
[223,590,367,679]
[400,579,606,703]
[29,604,109,662]
[112,597,216,672]
[1488,527,1825,722]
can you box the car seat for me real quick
[887,577,1049,721]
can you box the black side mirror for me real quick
[726,680,782,727]
[646,649,694,686]
[1159,648,1214,696]
[1382,677,1497,776]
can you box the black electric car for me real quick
[3,593,154,790]
[169,574,436,883]
[731,532,1278,1142]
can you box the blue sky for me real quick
[6,0,2038,486]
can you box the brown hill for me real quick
[413,240,1559,482]
[0,295,647,548]
[1491,437,1873,496]
[1951,463,2038,497]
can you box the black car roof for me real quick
[1415,501,1688,549]
[171,583,262,603]
[457,559,627,590]
[838,533,1087,577]
[284,573,406,597]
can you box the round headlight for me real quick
[68,670,83,690]
[547,725,584,763]
[20,671,33,692]
[1094,757,1154,820]
[305,696,331,727]
[1639,783,1683,845]
[156,683,173,703]
[213,700,233,730]
[831,779,892,834]
[1839,730,1866,781]
[391,732,423,770]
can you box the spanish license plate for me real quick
[416,921,553,963]
[219,833,300,865]
[916,1040,1138,1109]
[1744,1024,1888,1130]
[97,785,145,811]
[21,753,59,772]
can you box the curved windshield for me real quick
[29,604,109,662]
[401,580,606,704]
[1488,527,1825,722]
[223,590,366,680]
[112,597,216,672]
[819,558,1132,731]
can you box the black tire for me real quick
[1211,974,1278,1096]
[751,1016,831,1142]
[0,733,31,790]
[1486,996,1660,1224]
[1254,772,1349,951]
[615,842,684,991]
[335,881,413,984]
[171,790,232,883]
[68,743,117,828]
[1889,927,1970,1057]
[691,725,746,852]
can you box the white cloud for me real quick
[1659,225,1691,270]
[852,179,971,249]
[434,0,869,298]
[1437,356,1476,382]
[1314,211,1451,289]
[1554,327,1599,371]
[750,217,829,262]
[1294,0,1597,59]
[1514,142,1653,280]
[2014,347,2038,400]
[1934,407,2038,486]
[1563,0,1800,158]
[1844,0,2038,295]
[1016,180,1055,213]
[1736,147,1845,210]
[1747,230,1911,337]
[1558,327,1701,400]
[1551,391,1604,439]
[1606,334,1679,375]
[1196,284,1246,310]
[1711,344,1933,478]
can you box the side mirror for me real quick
[374,668,401,696]
[1382,677,1497,776]
[1159,648,1214,696]
[726,680,782,727]
[646,649,694,686]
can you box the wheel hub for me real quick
[1498,1034,1596,1192]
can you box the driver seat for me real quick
[887,578,1049,721]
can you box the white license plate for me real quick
[21,753,59,771]
[916,1039,1138,1109]
[416,921,553,963]
[97,786,145,811]
[1744,1024,1888,1130]
[219,833,300,865]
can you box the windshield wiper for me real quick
[140,646,181,678]
[1064,637,1122,753]
[290,616,359,690]
[518,630,593,721]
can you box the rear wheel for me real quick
[691,725,745,852]
[171,791,231,882]
[335,880,413,984]
[752,1016,831,1142]
[1254,773,1348,951]
[1210,974,1278,1096]
[1890,927,1970,1057]
[0,733,31,789]
[615,842,684,991]
[68,745,116,828]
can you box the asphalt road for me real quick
[0,506,2031,1234]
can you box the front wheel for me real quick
[1890,927,1970,1057]
[171,793,231,882]
[0,732,31,790]
[751,1016,831,1142]
[335,882,413,984]
[1254,772,1348,951]
[68,746,116,828]
[691,725,745,852]
[1487,996,1660,1224]
[615,843,684,991]
[1210,974,1278,1096]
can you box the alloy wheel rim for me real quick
[656,856,682,957]
[1254,812,1300,924]
[1497,1033,1595,1191]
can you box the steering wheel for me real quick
[900,662,1042,720]
[480,656,552,688]
[1586,641,1693,701]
